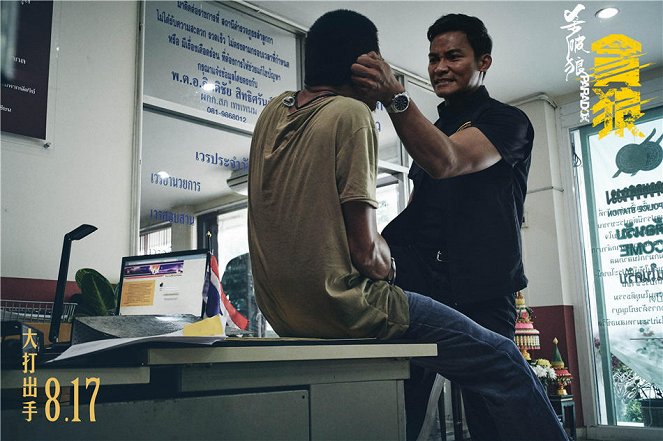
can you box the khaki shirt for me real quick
[248,92,409,339]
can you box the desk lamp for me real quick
[49,223,97,344]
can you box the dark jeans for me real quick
[457,295,518,441]
[405,295,517,440]
[401,291,568,441]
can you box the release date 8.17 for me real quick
[24,377,101,423]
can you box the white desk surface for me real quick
[1,340,437,389]
[145,340,438,365]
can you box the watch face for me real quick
[392,93,409,112]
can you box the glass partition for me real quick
[138,1,300,249]
[574,106,663,426]
[134,0,438,339]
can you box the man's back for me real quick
[248,91,408,339]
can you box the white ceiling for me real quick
[246,0,663,104]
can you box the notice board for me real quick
[0,0,53,140]
[143,1,299,131]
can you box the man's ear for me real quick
[478,54,492,73]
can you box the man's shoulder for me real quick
[485,96,524,115]
[326,95,372,114]
[267,91,293,110]
[482,97,532,126]
[321,96,375,128]
[258,91,292,119]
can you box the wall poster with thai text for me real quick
[0,0,53,140]
[143,1,298,132]
[139,1,300,235]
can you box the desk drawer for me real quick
[2,390,309,440]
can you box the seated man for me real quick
[247,9,568,441]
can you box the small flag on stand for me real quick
[204,254,249,331]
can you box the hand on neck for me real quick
[299,84,376,111]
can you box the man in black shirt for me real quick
[352,13,534,441]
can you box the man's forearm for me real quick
[388,100,461,178]
[351,52,501,178]
[352,53,458,177]
[342,201,394,283]
[351,234,392,282]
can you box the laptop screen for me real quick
[116,250,209,316]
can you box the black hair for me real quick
[427,14,492,59]
[304,10,379,87]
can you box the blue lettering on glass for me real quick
[219,52,282,82]
[150,173,201,192]
[157,9,208,38]
[150,208,196,226]
[220,18,274,46]
[175,1,274,47]
[197,63,260,87]
[227,36,289,68]
[195,152,248,171]
[176,1,220,23]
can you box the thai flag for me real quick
[205,254,249,330]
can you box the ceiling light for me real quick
[595,7,619,19]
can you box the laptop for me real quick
[116,249,210,317]
[34,250,211,362]
[65,250,214,347]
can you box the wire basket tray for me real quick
[0,299,77,323]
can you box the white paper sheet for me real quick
[49,329,225,363]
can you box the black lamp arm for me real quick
[49,224,97,344]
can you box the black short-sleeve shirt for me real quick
[383,86,534,305]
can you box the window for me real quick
[138,227,172,255]
[217,209,249,273]
[207,174,410,337]
[573,106,663,426]
[377,172,406,232]
[202,205,267,336]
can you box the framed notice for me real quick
[0,0,54,140]
[143,1,298,131]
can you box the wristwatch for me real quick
[385,91,410,113]
[387,257,397,285]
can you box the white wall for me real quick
[1,1,139,284]
[517,98,571,307]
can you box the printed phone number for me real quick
[205,105,248,123]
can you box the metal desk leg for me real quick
[451,382,464,440]
[437,384,447,441]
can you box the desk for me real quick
[2,339,436,441]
